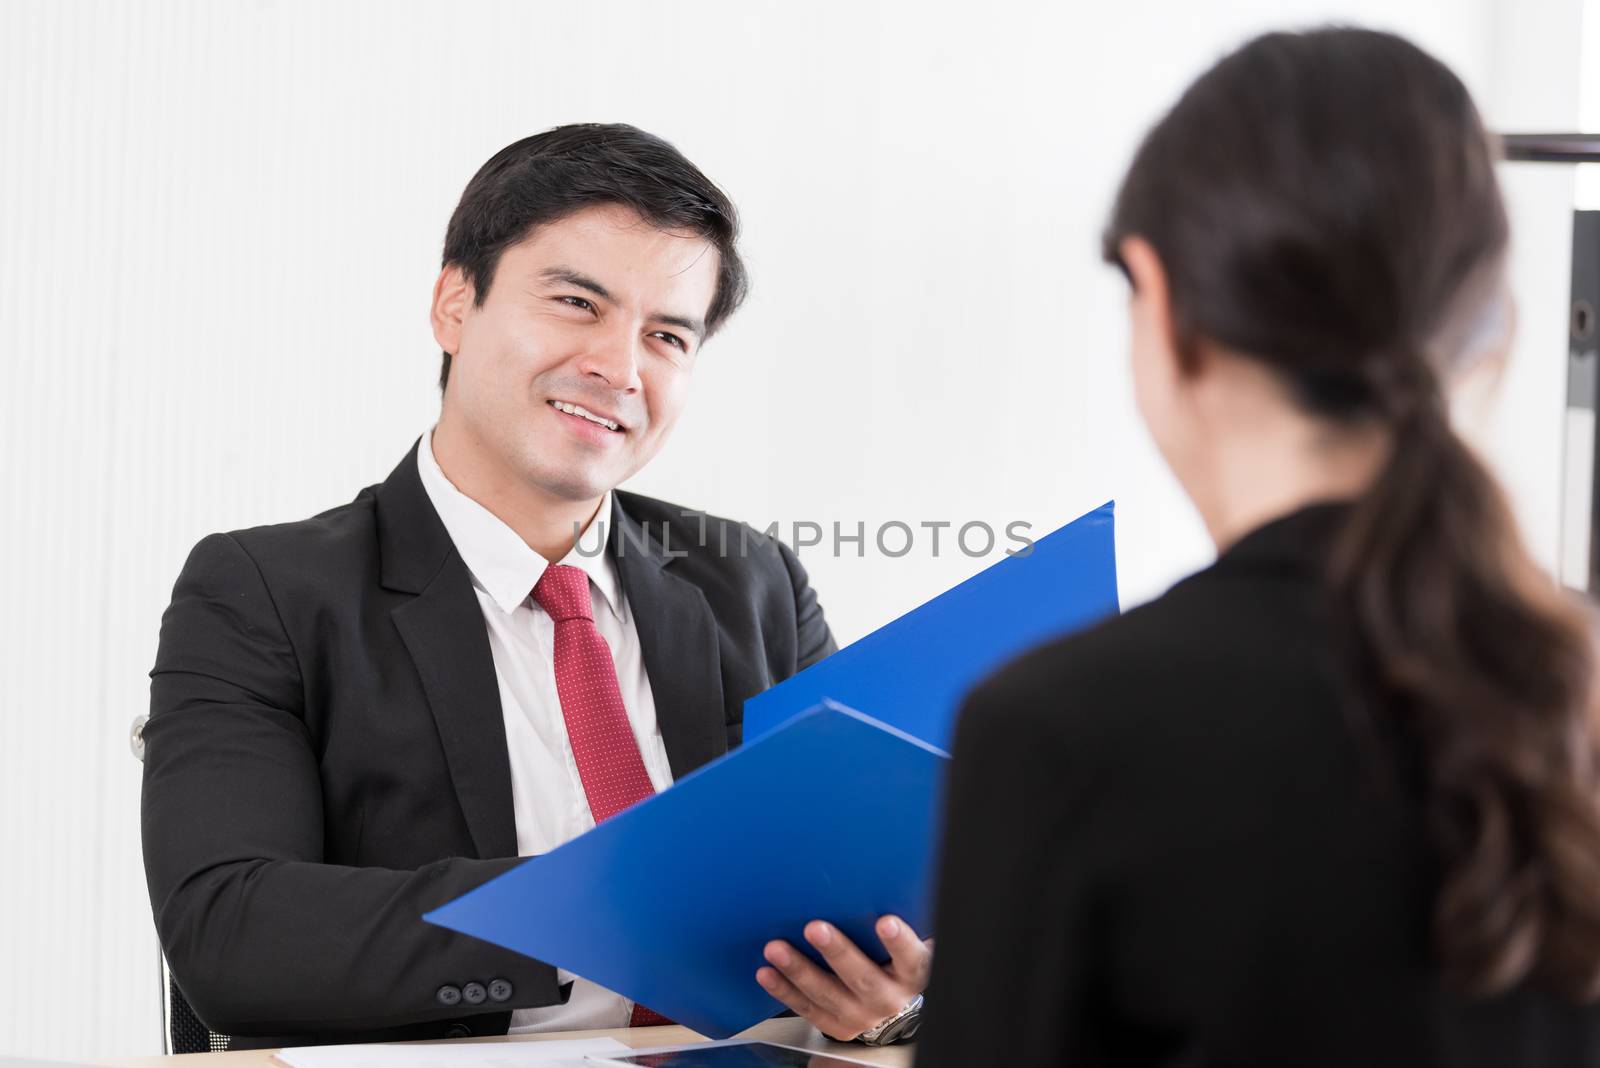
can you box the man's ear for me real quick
[430,265,473,357]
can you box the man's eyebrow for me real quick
[652,312,706,340]
[539,267,614,303]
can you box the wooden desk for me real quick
[95,1017,913,1067]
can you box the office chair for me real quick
[162,958,230,1054]
[133,713,232,1054]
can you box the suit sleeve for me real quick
[774,537,837,670]
[141,533,560,1037]
[914,671,1112,1067]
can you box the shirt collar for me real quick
[414,429,625,621]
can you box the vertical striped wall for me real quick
[0,1,1575,1058]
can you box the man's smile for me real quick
[548,398,627,433]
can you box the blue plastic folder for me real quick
[743,500,1120,750]
[424,701,949,1040]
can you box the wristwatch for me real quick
[856,993,923,1046]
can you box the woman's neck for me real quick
[1189,408,1390,554]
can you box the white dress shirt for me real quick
[415,430,675,1033]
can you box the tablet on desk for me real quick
[585,1039,877,1067]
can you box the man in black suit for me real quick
[140,124,930,1050]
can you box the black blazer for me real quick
[140,444,836,1048]
[917,503,1600,1068]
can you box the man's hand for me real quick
[755,915,932,1041]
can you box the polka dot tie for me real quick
[530,564,672,1028]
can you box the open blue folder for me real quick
[424,702,949,1040]
[743,500,1120,750]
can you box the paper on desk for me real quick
[271,1036,629,1068]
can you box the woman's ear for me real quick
[1126,235,1177,348]
[1120,235,1188,378]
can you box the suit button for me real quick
[444,1023,472,1039]
[461,981,487,1005]
[436,985,462,1006]
[488,978,513,1003]
[129,715,148,762]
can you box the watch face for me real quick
[863,1017,910,1046]
[861,995,922,1045]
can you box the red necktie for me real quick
[531,563,672,1027]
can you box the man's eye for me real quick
[652,331,686,351]
[560,296,595,312]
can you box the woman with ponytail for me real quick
[917,27,1600,1067]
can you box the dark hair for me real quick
[437,123,748,390]
[1104,27,1600,1001]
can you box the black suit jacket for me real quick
[917,503,1600,1068]
[140,444,836,1048]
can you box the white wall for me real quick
[0,0,1580,1058]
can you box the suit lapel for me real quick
[610,498,728,779]
[374,442,729,853]
[377,445,518,860]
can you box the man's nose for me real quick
[576,323,643,393]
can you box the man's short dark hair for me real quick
[437,123,749,390]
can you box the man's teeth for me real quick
[550,400,620,431]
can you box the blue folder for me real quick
[743,500,1120,750]
[424,701,949,1040]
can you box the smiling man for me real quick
[139,124,929,1051]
